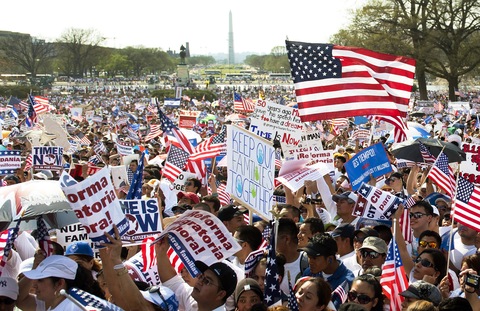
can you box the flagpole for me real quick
[417,145,447,188]
[445,164,461,273]
[367,119,376,146]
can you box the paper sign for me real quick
[276,162,331,192]
[55,223,99,259]
[110,165,129,189]
[357,182,403,219]
[120,199,162,243]
[169,172,197,193]
[32,146,63,171]
[0,150,21,175]
[344,143,392,191]
[61,167,129,246]
[227,125,275,220]
[460,143,480,185]
[154,210,241,277]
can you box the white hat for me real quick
[23,255,78,280]
[431,205,440,216]
[19,257,34,275]
[33,173,48,180]
[0,277,19,300]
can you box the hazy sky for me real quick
[1,0,367,55]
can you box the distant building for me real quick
[228,11,235,65]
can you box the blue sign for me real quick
[344,143,392,191]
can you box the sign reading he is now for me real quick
[120,198,162,243]
[61,167,129,246]
[227,125,275,220]
[32,146,63,171]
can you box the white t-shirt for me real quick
[340,251,360,272]
[450,240,477,270]
[280,252,304,294]
[35,297,84,311]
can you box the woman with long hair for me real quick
[347,274,384,311]
[295,277,332,311]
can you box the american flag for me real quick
[275,149,283,169]
[244,248,266,276]
[144,124,162,141]
[380,240,408,311]
[36,217,54,257]
[141,236,156,272]
[126,152,145,200]
[418,142,436,164]
[287,277,299,311]
[127,127,139,142]
[286,41,415,122]
[433,100,444,112]
[162,145,189,182]
[88,155,102,166]
[264,222,282,307]
[30,96,51,114]
[217,183,232,206]
[26,95,38,127]
[23,154,33,171]
[7,96,28,111]
[332,118,349,128]
[147,98,158,114]
[68,287,124,311]
[331,280,349,309]
[351,129,371,140]
[0,220,20,276]
[167,246,185,273]
[399,196,415,243]
[234,93,255,113]
[94,141,107,155]
[373,115,408,143]
[74,132,91,146]
[428,152,455,197]
[453,177,480,231]
[189,126,227,161]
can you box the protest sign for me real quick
[169,172,197,193]
[85,111,94,122]
[227,125,275,220]
[249,100,303,146]
[120,198,162,243]
[70,107,83,118]
[125,252,159,286]
[178,110,200,129]
[344,143,392,191]
[154,210,241,277]
[276,162,331,192]
[460,143,480,185]
[32,146,63,171]
[61,167,129,246]
[357,182,403,219]
[55,223,99,259]
[110,165,129,189]
[0,150,21,175]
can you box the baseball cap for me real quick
[400,280,442,306]
[298,238,336,257]
[234,278,263,304]
[195,261,238,297]
[23,255,78,280]
[332,191,358,204]
[331,224,355,239]
[0,277,18,300]
[435,197,450,206]
[218,205,247,222]
[65,241,94,258]
[177,191,200,204]
[353,227,379,238]
[141,285,179,311]
[359,237,388,254]
[146,179,159,188]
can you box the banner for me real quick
[164,98,181,108]
[60,167,129,246]
[460,143,480,185]
[120,198,162,243]
[32,146,63,171]
[153,210,241,277]
[344,143,392,191]
[276,162,331,192]
[249,100,303,146]
[356,182,403,219]
[55,223,99,258]
[227,125,275,220]
[0,150,21,175]
[178,115,197,129]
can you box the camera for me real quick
[465,273,480,289]
[305,195,312,204]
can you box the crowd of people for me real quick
[0,84,479,311]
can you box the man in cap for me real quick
[155,236,238,311]
[343,227,380,272]
[354,236,388,276]
[331,224,356,267]
[177,191,200,206]
[300,233,354,291]
[0,277,18,311]
[332,191,359,226]
[217,205,246,234]
[400,280,442,310]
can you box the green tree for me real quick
[103,53,131,77]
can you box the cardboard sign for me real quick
[357,182,403,219]
[55,223,99,259]
[153,210,241,277]
[32,146,63,171]
[249,100,303,146]
[178,115,197,129]
[120,199,162,243]
[344,143,392,191]
[0,150,21,175]
[61,167,129,246]
[227,125,275,220]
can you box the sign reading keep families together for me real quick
[227,125,275,220]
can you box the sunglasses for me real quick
[409,212,430,219]
[419,240,438,248]
[360,250,381,259]
[0,297,14,305]
[348,291,374,304]
[415,257,435,269]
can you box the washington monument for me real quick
[228,10,234,65]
